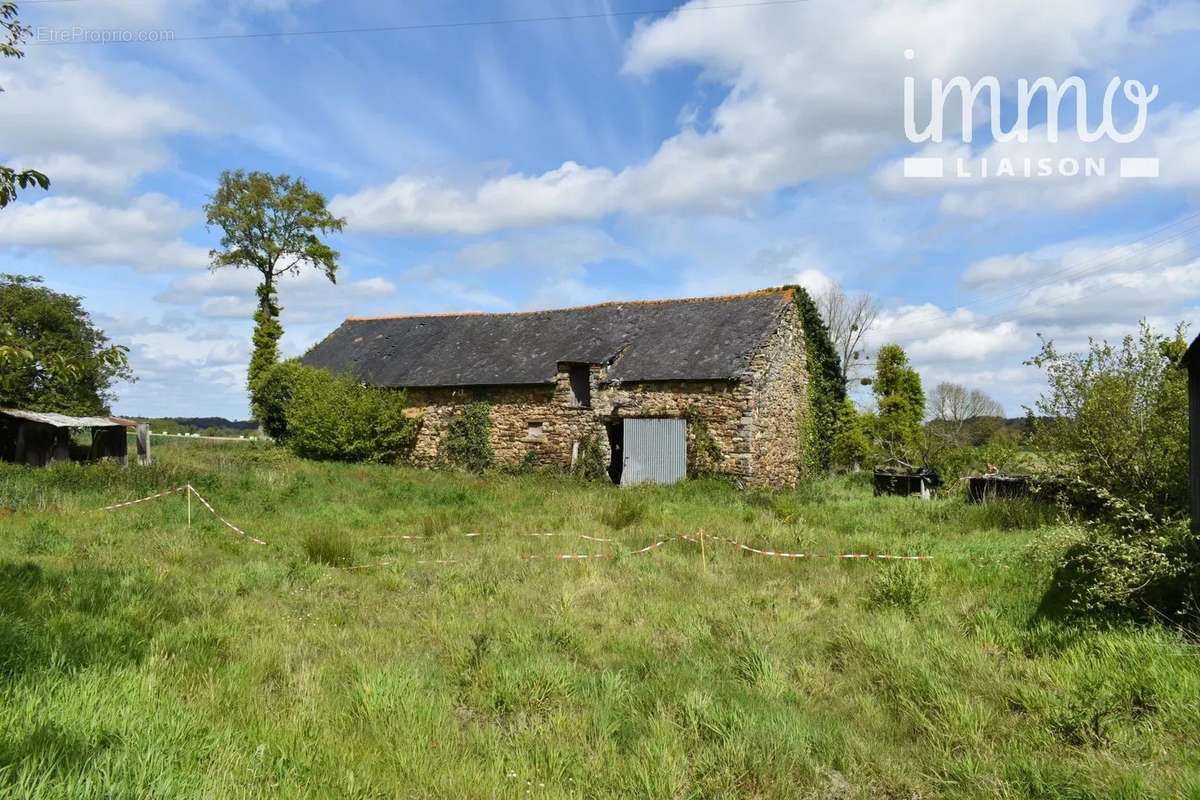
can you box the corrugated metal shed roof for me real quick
[0,408,134,428]
[302,288,794,388]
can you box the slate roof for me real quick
[302,288,794,388]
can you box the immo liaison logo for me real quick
[902,50,1159,180]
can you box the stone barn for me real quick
[303,287,809,487]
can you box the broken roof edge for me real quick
[343,286,795,323]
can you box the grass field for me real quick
[1,438,1197,799]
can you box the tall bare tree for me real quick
[815,282,879,388]
[927,382,1004,446]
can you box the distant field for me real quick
[1,438,1196,799]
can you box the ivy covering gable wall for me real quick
[788,285,847,476]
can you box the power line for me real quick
[28,0,809,46]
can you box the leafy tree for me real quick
[1,2,49,208]
[0,321,32,367]
[871,344,925,463]
[0,274,132,414]
[830,398,873,470]
[203,170,345,418]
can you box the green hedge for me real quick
[253,359,309,442]
[257,362,419,463]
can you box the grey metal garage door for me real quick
[622,418,687,486]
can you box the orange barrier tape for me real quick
[373,532,618,542]
[100,484,266,546]
[96,496,935,568]
[187,486,267,546]
[690,533,933,561]
[99,486,187,511]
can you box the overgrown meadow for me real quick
[0,438,1197,799]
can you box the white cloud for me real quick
[877,106,1200,216]
[94,311,253,418]
[961,238,1190,288]
[852,232,1200,414]
[331,0,1176,234]
[0,194,208,272]
[0,59,201,195]
[157,266,397,323]
[957,237,1200,326]
[455,228,638,272]
[869,304,1024,364]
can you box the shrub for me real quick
[252,359,308,442]
[1028,322,1187,518]
[866,564,931,614]
[283,366,420,463]
[442,403,494,473]
[303,530,356,567]
[514,449,540,475]
[1042,486,1200,625]
[573,433,608,481]
[1026,323,1198,626]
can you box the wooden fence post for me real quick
[136,423,151,466]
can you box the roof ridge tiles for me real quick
[344,286,793,322]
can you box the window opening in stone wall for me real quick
[568,364,591,408]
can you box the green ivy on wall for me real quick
[683,405,723,478]
[443,402,495,473]
[790,286,846,476]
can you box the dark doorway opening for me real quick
[605,420,624,485]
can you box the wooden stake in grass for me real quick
[699,528,707,573]
[187,485,192,529]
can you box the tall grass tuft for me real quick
[19,520,68,556]
[866,564,932,614]
[302,530,356,567]
[600,494,645,530]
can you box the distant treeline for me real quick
[924,415,1036,447]
[134,417,258,437]
[168,417,257,431]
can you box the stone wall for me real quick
[745,298,808,486]
[400,298,807,487]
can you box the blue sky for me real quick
[2,0,1199,419]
